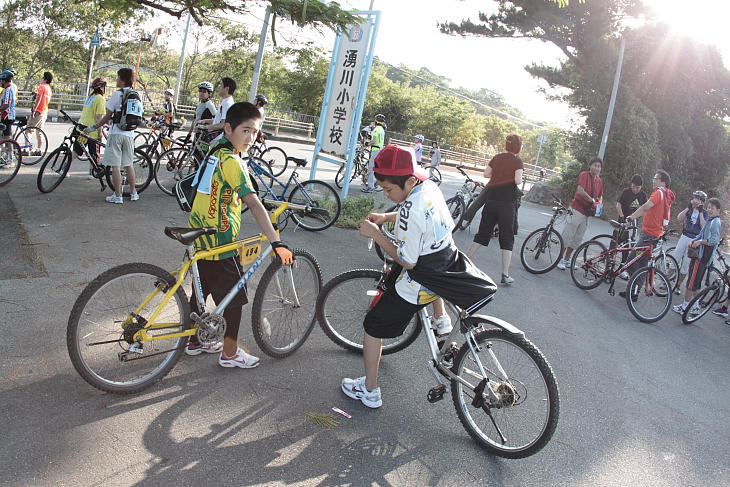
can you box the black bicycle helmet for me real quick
[255,94,268,105]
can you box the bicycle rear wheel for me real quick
[655,253,679,293]
[446,196,466,230]
[67,263,190,394]
[260,146,288,177]
[451,327,559,458]
[16,126,48,165]
[154,147,199,196]
[626,266,672,323]
[429,167,442,185]
[287,179,341,231]
[37,145,71,193]
[335,164,358,189]
[520,227,564,274]
[316,269,421,355]
[105,148,153,196]
[251,249,322,358]
[0,139,22,186]
[570,240,608,289]
[682,282,721,324]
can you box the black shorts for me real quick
[474,199,516,250]
[363,285,426,339]
[1,120,13,137]
[686,258,708,291]
[194,256,249,309]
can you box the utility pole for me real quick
[174,13,192,108]
[598,36,625,161]
[248,7,271,102]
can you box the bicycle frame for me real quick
[127,202,299,345]
[247,156,302,200]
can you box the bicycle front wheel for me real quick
[451,327,560,458]
[655,253,679,293]
[520,227,564,274]
[316,269,421,355]
[0,139,22,186]
[251,249,322,358]
[154,147,199,196]
[446,196,466,230]
[37,145,71,193]
[104,148,153,196]
[626,266,672,323]
[682,282,721,325]
[16,126,48,165]
[260,146,288,177]
[288,179,341,231]
[67,263,190,394]
[570,240,608,289]
[429,167,442,185]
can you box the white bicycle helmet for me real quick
[198,81,214,93]
[164,88,174,96]
[415,134,424,141]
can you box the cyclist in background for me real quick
[254,93,267,123]
[362,113,386,193]
[429,141,441,181]
[27,71,53,155]
[413,134,424,165]
[159,88,176,127]
[672,190,708,292]
[0,68,17,139]
[72,76,108,179]
[186,81,217,141]
[199,77,236,137]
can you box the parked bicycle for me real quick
[681,250,730,324]
[519,195,572,274]
[247,155,341,231]
[136,119,184,163]
[0,124,22,186]
[37,110,153,195]
[420,161,442,185]
[570,219,673,323]
[335,142,370,189]
[67,201,322,394]
[154,128,212,196]
[9,115,48,165]
[446,165,485,230]
[248,130,288,177]
[315,247,560,458]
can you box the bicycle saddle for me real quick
[16,116,27,126]
[164,226,217,245]
[289,157,308,167]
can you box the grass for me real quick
[335,195,388,229]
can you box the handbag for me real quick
[686,245,700,260]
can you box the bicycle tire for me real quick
[260,146,288,177]
[241,158,274,215]
[705,266,727,304]
[0,139,22,186]
[335,164,357,189]
[682,282,722,325]
[155,147,199,196]
[570,240,608,290]
[520,227,564,274]
[287,179,341,231]
[429,167,442,185]
[451,327,560,458]
[626,266,672,323]
[16,125,48,165]
[134,130,151,148]
[655,253,680,294]
[316,269,421,355]
[67,263,190,394]
[446,196,466,231]
[251,249,323,358]
[37,145,71,193]
[105,148,153,196]
[373,204,398,264]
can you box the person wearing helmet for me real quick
[362,114,386,193]
[187,81,217,140]
[672,189,709,290]
[413,134,424,165]
[72,76,108,179]
[0,69,17,139]
[159,88,176,128]
[26,71,53,156]
[199,77,237,138]
[254,93,267,122]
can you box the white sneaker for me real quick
[105,194,123,204]
[87,174,94,180]
[556,258,567,270]
[672,304,686,314]
[130,192,139,201]
[218,347,260,368]
[341,376,382,408]
[432,315,453,335]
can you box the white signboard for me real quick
[320,22,371,157]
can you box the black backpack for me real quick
[113,88,144,131]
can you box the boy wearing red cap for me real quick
[342,145,496,408]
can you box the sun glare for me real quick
[644,0,730,50]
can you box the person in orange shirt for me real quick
[28,71,53,155]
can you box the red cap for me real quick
[374,145,428,181]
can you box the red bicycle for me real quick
[569,219,673,323]
[0,123,22,186]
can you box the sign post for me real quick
[85,29,101,97]
[310,11,381,198]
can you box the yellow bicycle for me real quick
[67,201,322,394]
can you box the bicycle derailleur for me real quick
[118,314,147,361]
[191,312,227,347]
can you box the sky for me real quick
[158,0,730,130]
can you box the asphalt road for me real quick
[1,122,729,486]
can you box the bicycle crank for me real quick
[191,312,227,347]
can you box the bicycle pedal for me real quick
[427,384,446,403]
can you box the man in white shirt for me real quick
[199,77,236,134]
